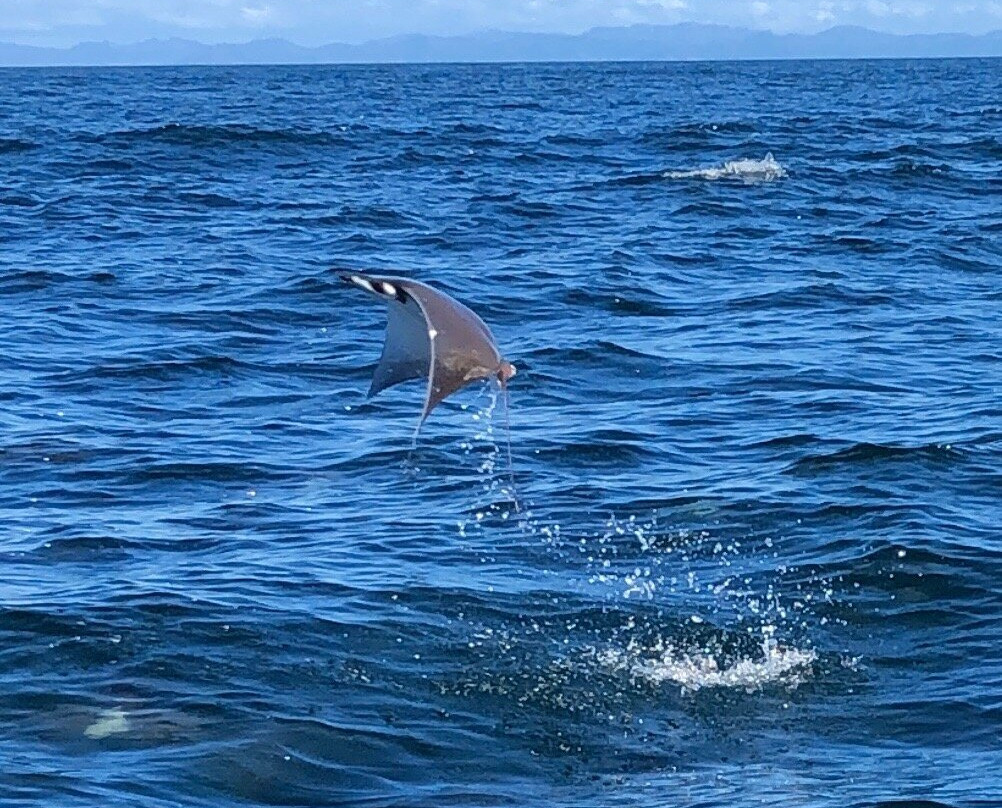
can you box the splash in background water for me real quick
[663,151,788,181]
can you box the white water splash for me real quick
[597,630,817,695]
[664,152,788,182]
[448,393,835,706]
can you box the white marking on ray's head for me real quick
[351,275,374,293]
[380,281,397,296]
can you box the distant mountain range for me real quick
[2,24,1001,67]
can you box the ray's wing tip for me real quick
[340,271,384,296]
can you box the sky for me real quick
[2,0,1001,47]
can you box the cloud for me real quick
[1,0,999,47]
[240,5,273,25]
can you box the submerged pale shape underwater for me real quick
[0,58,1000,807]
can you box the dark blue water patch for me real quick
[88,122,351,149]
[0,136,37,154]
[0,269,116,294]
[1,57,1001,808]
[791,441,964,471]
[640,119,760,152]
[298,205,426,230]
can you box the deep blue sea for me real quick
[1,58,1001,807]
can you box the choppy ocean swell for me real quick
[1,58,1001,807]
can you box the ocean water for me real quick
[1,58,1000,807]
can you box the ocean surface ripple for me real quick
[1,59,1000,807]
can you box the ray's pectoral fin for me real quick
[368,354,428,399]
[422,374,463,420]
[367,293,433,400]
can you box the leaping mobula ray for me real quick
[342,272,516,426]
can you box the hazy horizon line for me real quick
[2,23,1000,67]
[7,22,1002,47]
